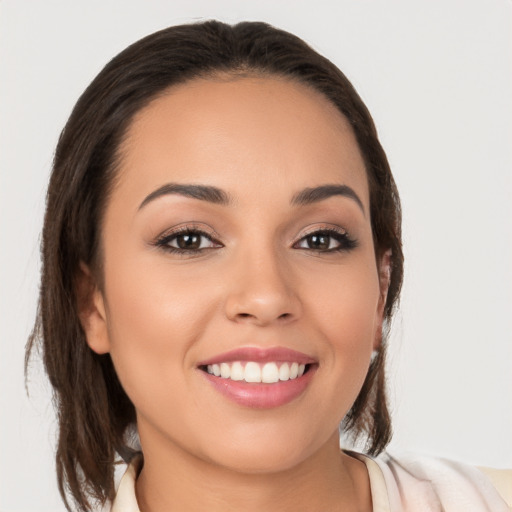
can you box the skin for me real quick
[80,76,390,511]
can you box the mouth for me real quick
[197,347,317,408]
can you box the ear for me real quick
[76,262,111,354]
[373,249,392,351]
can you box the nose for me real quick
[224,248,302,326]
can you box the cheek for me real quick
[302,261,380,378]
[304,255,381,335]
[101,252,222,403]
[104,243,221,332]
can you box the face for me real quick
[83,76,388,473]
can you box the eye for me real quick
[293,229,357,252]
[155,228,222,254]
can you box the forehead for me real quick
[116,76,369,207]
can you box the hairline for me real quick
[91,69,377,285]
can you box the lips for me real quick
[197,347,317,408]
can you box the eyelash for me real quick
[154,226,358,255]
[154,226,222,255]
[292,228,358,253]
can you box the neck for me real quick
[135,431,372,512]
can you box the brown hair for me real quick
[26,20,403,512]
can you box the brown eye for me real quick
[294,229,357,252]
[176,233,202,250]
[156,229,222,254]
[305,233,330,250]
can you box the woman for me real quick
[27,20,510,512]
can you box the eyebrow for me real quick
[138,182,365,214]
[139,183,231,209]
[291,184,365,214]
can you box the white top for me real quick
[109,452,512,511]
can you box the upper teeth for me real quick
[206,362,306,383]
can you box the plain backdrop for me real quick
[1,1,511,511]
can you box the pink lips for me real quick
[198,346,316,366]
[198,347,317,409]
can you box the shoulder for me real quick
[478,465,512,508]
[357,451,512,512]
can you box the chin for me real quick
[199,425,326,475]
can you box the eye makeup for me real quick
[152,222,357,257]
[152,223,223,256]
[292,226,358,253]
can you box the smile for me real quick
[198,347,317,408]
[205,361,307,383]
